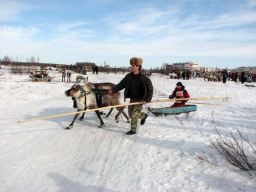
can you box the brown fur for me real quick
[130,57,143,65]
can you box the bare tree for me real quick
[30,56,36,63]
[2,55,11,62]
[211,128,256,177]
[161,63,168,70]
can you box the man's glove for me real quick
[169,95,175,99]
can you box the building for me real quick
[166,61,200,72]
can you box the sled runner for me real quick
[245,84,256,87]
[149,105,197,116]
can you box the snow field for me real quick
[0,67,256,192]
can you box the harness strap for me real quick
[93,84,103,108]
[80,88,90,97]
[92,89,109,94]
[79,86,108,108]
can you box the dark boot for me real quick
[140,114,148,125]
[126,130,136,135]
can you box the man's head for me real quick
[130,57,142,73]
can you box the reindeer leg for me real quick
[79,112,86,121]
[79,107,87,121]
[121,110,130,123]
[95,110,105,128]
[118,107,130,123]
[105,108,114,118]
[115,107,123,123]
[66,109,82,129]
[115,107,130,123]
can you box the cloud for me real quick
[0,0,255,67]
[0,25,38,43]
[248,0,256,7]
[108,2,256,46]
[210,11,256,29]
[56,21,90,32]
[52,29,97,44]
[0,0,32,22]
[106,7,178,37]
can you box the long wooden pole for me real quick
[184,102,228,106]
[18,97,229,123]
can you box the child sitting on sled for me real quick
[169,82,190,108]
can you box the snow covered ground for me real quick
[0,66,256,192]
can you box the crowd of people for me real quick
[175,70,192,80]
[224,71,256,84]
[170,69,255,84]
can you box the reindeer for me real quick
[65,82,130,129]
[204,72,222,82]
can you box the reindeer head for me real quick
[65,84,84,98]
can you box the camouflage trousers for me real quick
[128,99,147,132]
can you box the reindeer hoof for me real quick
[79,118,83,121]
[100,111,105,115]
[66,125,73,129]
[127,120,130,123]
[115,118,119,123]
[98,124,105,128]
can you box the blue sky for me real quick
[0,0,256,69]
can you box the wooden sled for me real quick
[245,84,256,87]
[29,76,54,82]
[150,105,197,116]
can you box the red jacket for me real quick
[170,86,190,108]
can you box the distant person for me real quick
[182,71,186,80]
[222,69,228,83]
[252,73,256,82]
[232,73,235,81]
[108,57,153,135]
[95,65,99,74]
[234,72,238,83]
[169,82,190,108]
[246,74,252,82]
[180,71,182,79]
[193,71,196,79]
[67,71,71,82]
[186,70,191,80]
[241,71,246,84]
